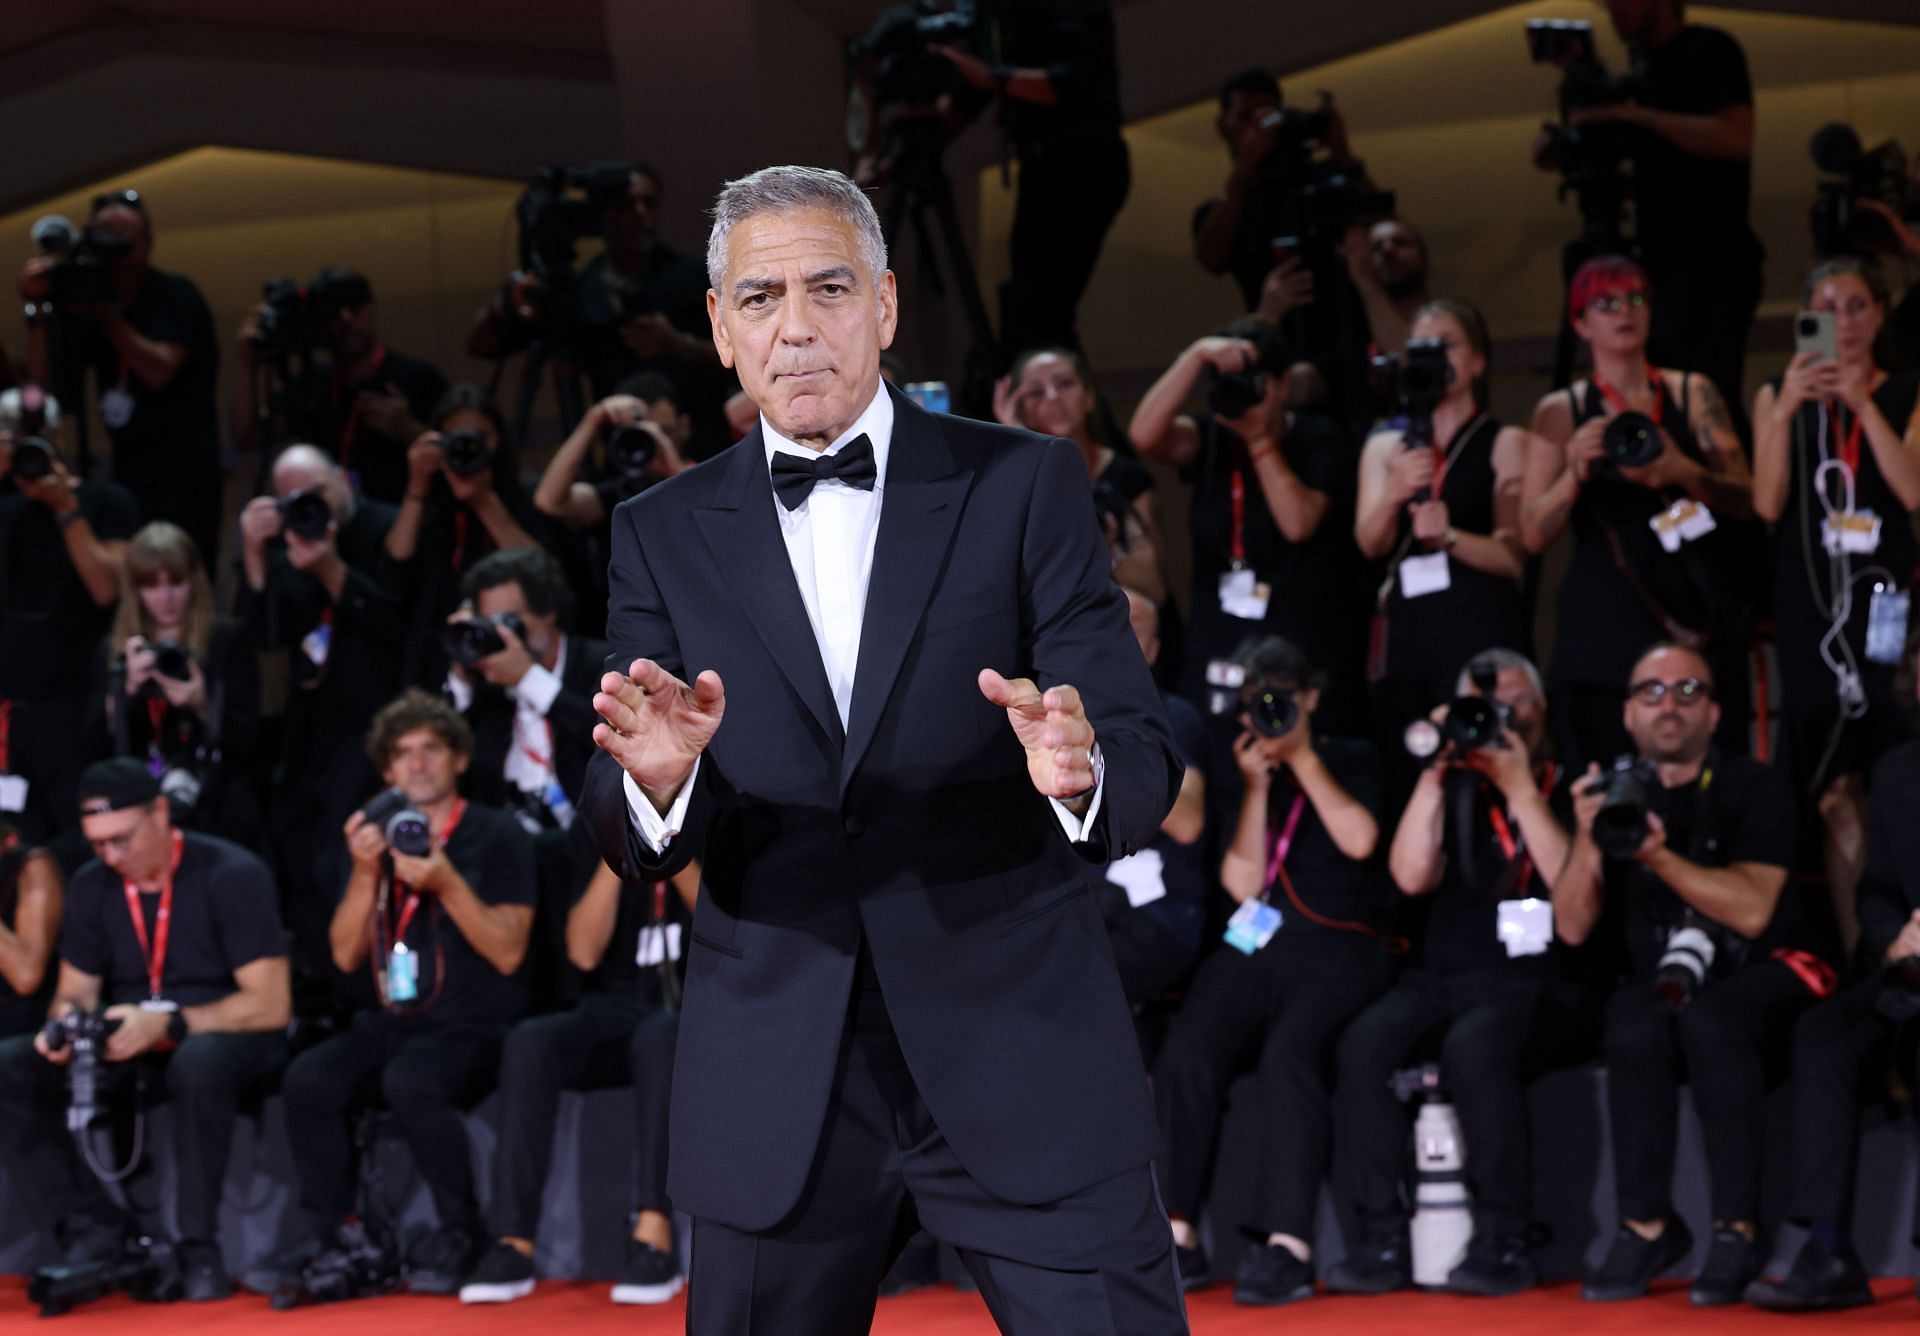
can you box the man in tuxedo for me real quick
[580,164,1186,1333]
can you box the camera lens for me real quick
[440,429,491,478]
[606,424,658,478]
[1601,411,1662,470]
[1208,368,1267,421]
[152,640,193,683]
[9,436,55,483]
[1247,685,1299,738]
[279,489,333,541]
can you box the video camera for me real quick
[43,226,134,307]
[29,1235,180,1317]
[845,0,985,146]
[251,270,372,362]
[40,1009,119,1133]
[1527,19,1640,231]
[1808,122,1915,257]
[358,786,433,859]
[507,162,643,343]
[440,611,528,668]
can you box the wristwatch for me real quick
[1066,742,1105,804]
[165,1011,189,1045]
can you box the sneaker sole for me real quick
[611,1275,685,1305]
[460,1277,536,1304]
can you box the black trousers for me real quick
[1603,959,1812,1224]
[998,131,1131,361]
[1333,968,1548,1239]
[488,991,677,1240]
[281,1011,506,1234]
[686,974,1186,1336]
[0,1029,286,1245]
[1151,928,1392,1239]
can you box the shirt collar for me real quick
[759,380,893,492]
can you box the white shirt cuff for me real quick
[445,672,474,713]
[623,759,700,854]
[1049,755,1105,844]
[514,662,562,715]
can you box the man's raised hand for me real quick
[593,658,726,812]
[978,670,1096,806]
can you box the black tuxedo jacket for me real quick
[580,386,1180,1232]
[463,633,609,809]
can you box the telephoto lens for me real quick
[439,611,527,666]
[8,435,56,483]
[1208,366,1267,420]
[277,489,333,541]
[1601,410,1663,470]
[439,428,491,478]
[1592,757,1655,858]
[1654,923,1717,1008]
[606,423,658,478]
[359,786,432,859]
[1246,684,1299,738]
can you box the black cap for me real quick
[77,758,160,817]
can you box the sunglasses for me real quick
[1588,291,1648,315]
[1628,677,1712,707]
[90,188,145,214]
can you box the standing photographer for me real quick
[278,690,534,1298]
[0,820,60,1038]
[1554,644,1815,1306]
[1329,650,1570,1297]
[1751,258,1920,957]
[20,190,223,563]
[1150,636,1393,1305]
[0,758,289,1301]
[1522,257,1753,776]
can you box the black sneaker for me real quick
[1233,1243,1316,1306]
[458,1241,536,1304]
[1447,1231,1538,1297]
[406,1225,482,1296]
[1743,1234,1872,1311]
[179,1240,233,1302]
[1174,1242,1211,1292]
[1325,1234,1411,1295]
[1690,1227,1759,1307]
[1581,1217,1693,1302]
[610,1240,683,1305]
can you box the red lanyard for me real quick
[1825,401,1864,476]
[1229,470,1248,567]
[334,345,389,470]
[1262,793,1308,892]
[517,722,554,774]
[0,700,10,771]
[124,829,185,1000]
[651,881,667,924]
[146,695,168,746]
[1594,363,1664,426]
[1486,764,1556,891]
[390,798,467,946]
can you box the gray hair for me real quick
[1456,648,1545,702]
[705,165,888,294]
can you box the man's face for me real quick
[273,450,351,518]
[608,171,663,269]
[89,205,151,270]
[1370,221,1427,295]
[636,395,691,447]
[708,206,897,449]
[1623,647,1720,764]
[81,801,170,881]
[330,301,377,361]
[475,580,557,659]
[382,727,468,806]
[1124,588,1160,666]
[1218,89,1280,153]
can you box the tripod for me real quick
[499,333,588,473]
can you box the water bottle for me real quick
[1410,1100,1472,1288]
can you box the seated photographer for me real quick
[1522,256,1753,776]
[1746,654,1920,1312]
[996,346,1167,605]
[1553,643,1818,1306]
[0,759,290,1301]
[1150,636,1393,1306]
[0,818,60,1038]
[1751,257,1920,957]
[231,267,449,507]
[1328,649,1569,1298]
[89,522,263,855]
[458,857,696,1308]
[0,399,137,840]
[277,690,534,1298]
[1356,299,1533,805]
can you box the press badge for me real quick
[100,384,135,430]
[1224,900,1282,955]
[1397,551,1452,599]
[1822,510,1882,557]
[0,774,26,814]
[387,943,419,1003]
[636,924,683,967]
[1218,567,1271,621]
[1496,898,1553,959]
[1867,586,1911,666]
[300,620,331,668]
[1649,499,1716,554]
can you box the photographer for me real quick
[0,400,137,839]
[1355,299,1534,803]
[20,190,223,563]
[1329,650,1570,1297]
[457,858,695,1308]
[231,267,449,506]
[1554,644,1815,1306]
[1751,258,1920,957]
[1150,636,1393,1305]
[1521,256,1753,776]
[0,759,290,1301]
[90,522,263,854]
[0,819,60,1038]
[532,373,690,532]
[278,690,534,1297]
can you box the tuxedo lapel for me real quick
[695,431,845,751]
[842,389,972,798]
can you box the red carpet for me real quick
[5,1277,1918,1331]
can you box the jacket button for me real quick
[844,815,865,837]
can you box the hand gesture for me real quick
[992,375,1026,428]
[473,615,535,689]
[1190,336,1259,376]
[1886,909,1920,964]
[344,809,389,870]
[1232,729,1277,786]
[155,655,208,716]
[33,1020,72,1066]
[355,382,416,440]
[1257,256,1315,322]
[103,1005,164,1062]
[597,394,648,430]
[977,671,1098,802]
[1409,498,1451,548]
[17,255,54,302]
[1775,349,1832,418]
[1388,444,1437,501]
[593,658,727,811]
[285,520,338,574]
[445,456,496,507]
[1565,414,1611,483]
[1570,763,1605,838]
[1459,726,1534,799]
[239,495,284,557]
[16,457,79,516]
[235,303,269,353]
[1232,110,1279,180]
[406,432,443,496]
[122,636,156,694]
[1632,810,1669,863]
[390,844,454,896]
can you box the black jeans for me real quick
[1333,968,1548,1239]
[488,991,677,1240]
[0,1029,286,1246]
[281,1011,506,1235]
[1152,927,1391,1239]
[1603,959,1812,1224]
[998,130,1131,360]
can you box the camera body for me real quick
[359,785,432,859]
[1404,694,1512,761]
[1808,122,1915,257]
[1600,410,1662,471]
[439,428,491,478]
[1593,754,1660,859]
[1208,365,1268,420]
[605,422,658,481]
[251,270,369,361]
[8,434,56,483]
[276,488,333,542]
[845,0,984,116]
[150,639,194,684]
[39,1009,118,1132]
[440,611,528,667]
[1372,337,1453,440]
[46,228,133,306]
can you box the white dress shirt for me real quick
[624,382,1102,849]
[445,636,567,796]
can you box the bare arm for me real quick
[1553,831,1606,945]
[1355,431,1409,559]
[535,404,612,529]
[98,311,186,392]
[434,867,535,977]
[1859,380,1920,511]
[1750,381,1792,522]
[1638,103,1753,161]
[1128,343,1213,471]
[565,861,624,974]
[1521,394,1580,551]
[1247,431,1328,544]
[1290,745,1378,862]
[181,956,290,1034]
[385,492,425,563]
[1669,374,1753,521]
[1162,765,1206,846]
[0,851,60,997]
[1389,766,1448,895]
[330,861,379,974]
[467,490,540,554]
[49,959,102,1021]
[1219,774,1272,904]
[1646,850,1786,941]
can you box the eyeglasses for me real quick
[1629,677,1712,707]
[1588,291,1648,314]
[91,188,144,213]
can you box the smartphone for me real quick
[1270,235,1300,263]
[903,381,951,415]
[1794,309,1838,365]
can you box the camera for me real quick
[1601,410,1663,471]
[45,227,134,306]
[7,434,56,483]
[1208,365,1268,420]
[358,785,432,859]
[29,1236,181,1317]
[440,610,528,666]
[276,488,333,542]
[439,428,491,478]
[511,162,642,342]
[1592,755,1659,859]
[1404,696,1511,761]
[844,0,984,138]
[1371,337,1453,443]
[1808,122,1915,258]
[605,422,658,480]
[1245,682,1300,739]
[250,270,371,361]
[150,639,194,683]
[1526,19,1640,231]
[1654,919,1718,1008]
[40,1009,119,1132]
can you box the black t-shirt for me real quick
[1422,768,1572,975]
[61,832,285,1008]
[1101,693,1208,951]
[1602,751,1796,978]
[0,479,140,700]
[988,0,1124,150]
[585,874,693,999]
[331,348,451,506]
[1632,26,1760,272]
[0,846,56,1037]
[368,803,534,1027]
[1265,735,1391,938]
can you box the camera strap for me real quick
[387,798,468,943]
[1824,398,1863,477]
[122,828,185,1002]
[1372,421,1482,614]
[1592,363,1665,427]
[1486,762,1557,895]
[1229,468,1248,569]
[1261,793,1308,892]
[0,699,11,771]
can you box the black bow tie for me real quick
[769,434,877,511]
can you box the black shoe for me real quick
[1690,1227,1759,1307]
[1174,1242,1211,1292]
[243,1236,319,1296]
[610,1239,684,1305]
[1447,1231,1538,1297]
[406,1225,481,1296]
[1743,1235,1873,1311]
[1581,1217,1693,1302]
[1325,1234,1411,1295]
[178,1240,233,1302]
[458,1240,536,1304]
[1233,1244,1316,1306]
